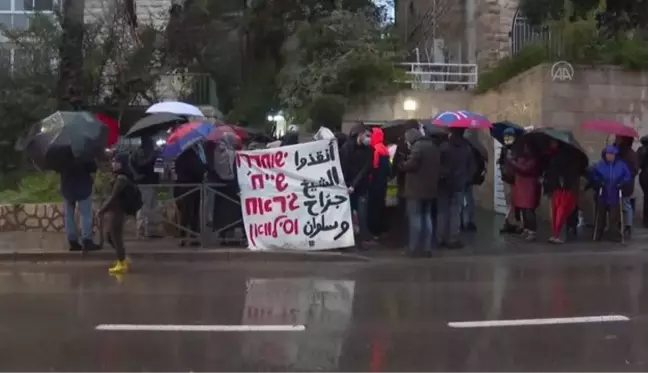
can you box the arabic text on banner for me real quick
[236,140,355,250]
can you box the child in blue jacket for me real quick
[589,145,632,241]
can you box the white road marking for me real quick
[95,324,306,332]
[448,315,630,328]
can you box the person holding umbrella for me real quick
[637,136,648,227]
[492,122,524,234]
[506,143,541,241]
[590,145,632,242]
[529,129,588,244]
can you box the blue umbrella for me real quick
[161,120,214,160]
[490,121,524,144]
[432,110,492,129]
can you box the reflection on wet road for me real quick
[2,255,648,371]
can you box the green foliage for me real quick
[0,172,61,203]
[309,94,347,131]
[279,9,401,120]
[477,18,648,93]
[476,45,550,93]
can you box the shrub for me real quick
[477,19,648,93]
[0,172,61,203]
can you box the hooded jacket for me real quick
[400,129,440,199]
[439,134,475,192]
[339,122,373,195]
[590,145,632,205]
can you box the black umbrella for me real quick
[423,122,448,138]
[126,113,187,137]
[24,111,108,172]
[491,120,525,144]
[520,127,588,170]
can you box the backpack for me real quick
[120,179,143,216]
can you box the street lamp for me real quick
[403,98,418,119]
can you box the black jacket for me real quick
[400,130,440,199]
[439,135,475,192]
[542,149,581,194]
[60,161,97,201]
[339,123,372,195]
[131,143,159,184]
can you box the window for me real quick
[0,0,56,30]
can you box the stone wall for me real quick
[471,64,648,217]
[343,89,472,133]
[0,203,178,234]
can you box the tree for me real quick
[519,0,648,36]
[0,8,167,173]
[278,9,401,125]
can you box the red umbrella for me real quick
[205,124,241,147]
[95,112,119,146]
[582,119,639,138]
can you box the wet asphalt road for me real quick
[3,254,648,371]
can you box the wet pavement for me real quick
[3,254,648,371]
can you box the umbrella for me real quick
[432,110,492,129]
[381,119,427,143]
[146,101,204,117]
[582,119,639,138]
[313,126,335,140]
[205,124,240,144]
[161,121,214,160]
[520,127,589,170]
[126,113,187,137]
[423,123,448,137]
[95,112,119,147]
[490,120,525,144]
[24,111,108,172]
[465,135,488,161]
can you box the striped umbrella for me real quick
[161,120,214,160]
[432,110,492,129]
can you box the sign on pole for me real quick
[236,140,355,251]
[551,61,574,81]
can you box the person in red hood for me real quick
[367,127,391,239]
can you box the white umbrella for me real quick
[146,101,204,117]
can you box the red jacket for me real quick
[508,155,541,209]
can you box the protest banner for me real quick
[236,139,355,250]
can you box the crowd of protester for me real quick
[59,116,648,270]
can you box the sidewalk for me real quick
[0,210,646,263]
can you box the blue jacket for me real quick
[590,150,632,205]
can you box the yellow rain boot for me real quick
[108,260,129,274]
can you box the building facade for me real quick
[395,0,527,70]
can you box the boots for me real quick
[82,239,101,251]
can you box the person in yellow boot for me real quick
[99,153,142,274]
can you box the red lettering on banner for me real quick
[236,151,287,169]
[248,215,299,247]
[244,193,299,215]
[246,172,288,191]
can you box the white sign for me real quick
[241,278,355,370]
[493,140,507,215]
[236,140,355,250]
[551,61,574,81]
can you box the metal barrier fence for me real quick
[127,182,245,248]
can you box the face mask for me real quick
[362,137,371,146]
[504,136,514,145]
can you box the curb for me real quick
[0,249,371,263]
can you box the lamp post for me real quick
[403,98,418,119]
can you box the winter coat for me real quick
[339,122,373,196]
[60,160,97,202]
[542,148,582,195]
[399,129,440,200]
[439,135,475,192]
[497,145,515,184]
[638,136,648,190]
[590,146,632,206]
[601,141,638,196]
[508,154,541,209]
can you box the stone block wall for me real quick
[470,63,648,218]
[0,203,178,234]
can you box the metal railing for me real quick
[123,182,245,248]
[396,62,478,89]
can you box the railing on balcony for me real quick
[396,62,478,90]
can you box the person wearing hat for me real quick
[590,145,632,241]
[498,128,522,234]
